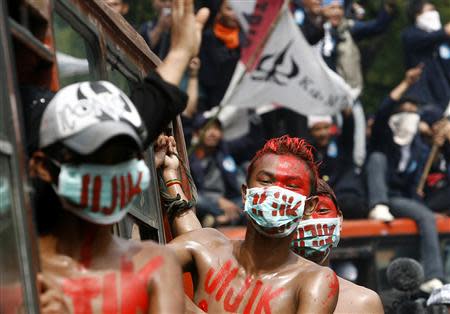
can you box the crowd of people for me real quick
[105,0,450,226]
[9,0,450,312]
[106,0,450,291]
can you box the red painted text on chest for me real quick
[62,255,163,314]
[199,260,284,314]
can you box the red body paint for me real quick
[203,260,284,313]
[243,280,263,314]
[198,299,209,312]
[61,255,163,313]
[223,277,252,312]
[62,277,101,314]
[326,273,339,304]
[102,273,117,314]
[255,286,284,314]
[204,260,232,294]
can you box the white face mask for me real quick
[244,186,307,238]
[388,112,420,146]
[416,10,442,32]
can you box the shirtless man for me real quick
[291,179,384,314]
[31,80,187,313]
[162,135,339,313]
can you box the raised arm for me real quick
[156,0,209,86]
[161,136,203,236]
[154,134,203,238]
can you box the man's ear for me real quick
[29,151,53,182]
[303,196,318,218]
[241,184,247,204]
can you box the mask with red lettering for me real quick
[244,186,306,238]
[290,218,340,262]
[56,159,149,224]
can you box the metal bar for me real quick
[1,1,41,312]
[9,17,54,63]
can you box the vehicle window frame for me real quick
[54,0,106,81]
[0,1,41,311]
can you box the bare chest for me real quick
[194,259,298,314]
[45,255,163,314]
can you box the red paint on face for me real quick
[251,154,312,196]
[203,260,284,313]
[61,255,163,313]
[274,155,312,196]
[312,196,338,219]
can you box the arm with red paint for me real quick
[297,267,339,314]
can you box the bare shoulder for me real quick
[292,254,339,293]
[169,227,229,247]
[293,253,337,280]
[293,255,339,313]
[337,278,384,314]
[133,239,180,265]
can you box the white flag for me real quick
[222,0,354,116]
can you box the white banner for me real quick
[222,1,354,116]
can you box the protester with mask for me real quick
[164,135,339,313]
[291,179,384,314]
[366,67,445,293]
[24,0,210,312]
[307,113,369,219]
[321,0,395,169]
[29,81,184,313]
[402,0,450,109]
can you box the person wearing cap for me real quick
[29,81,186,313]
[366,66,446,293]
[25,0,210,312]
[307,111,369,219]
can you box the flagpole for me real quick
[416,100,450,195]
[188,1,288,156]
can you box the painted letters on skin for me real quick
[62,255,163,313]
[200,260,284,314]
